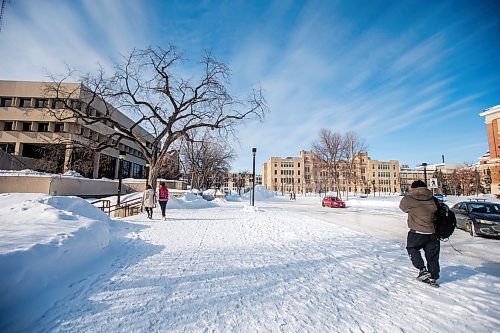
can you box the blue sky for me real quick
[0,0,499,172]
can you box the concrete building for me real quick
[479,105,500,195]
[262,150,400,195]
[0,80,154,180]
[262,151,308,195]
[222,172,262,194]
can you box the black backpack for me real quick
[432,197,457,240]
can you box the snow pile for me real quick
[241,185,280,201]
[168,192,218,209]
[0,193,114,329]
[0,169,53,176]
[62,170,84,177]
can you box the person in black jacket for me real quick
[399,180,439,286]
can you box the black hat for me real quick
[411,180,427,188]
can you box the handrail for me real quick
[90,199,111,215]
[92,196,144,218]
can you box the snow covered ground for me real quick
[1,188,499,332]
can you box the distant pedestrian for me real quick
[158,182,169,220]
[399,180,440,287]
[142,185,156,219]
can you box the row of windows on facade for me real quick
[373,164,396,170]
[2,121,64,132]
[274,161,301,168]
[1,120,147,160]
[274,169,301,175]
[374,172,397,178]
[0,96,154,150]
[273,178,301,184]
[0,96,79,109]
[273,177,397,186]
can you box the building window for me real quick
[3,121,13,131]
[54,123,64,133]
[20,98,32,108]
[22,122,31,131]
[37,123,49,132]
[53,100,65,109]
[0,143,15,153]
[71,100,82,110]
[35,99,48,108]
[0,97,12,107]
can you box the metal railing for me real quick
[91,199,111,215]
[91,197,143,218]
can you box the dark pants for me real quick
[159,201,167,217]
[406,231,440,279]
[145,207,153,219]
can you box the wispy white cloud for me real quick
[0,0,148,81]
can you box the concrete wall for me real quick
[0,175,134,197]
[0,175,50,193]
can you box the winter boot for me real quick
[423,277,439,287]
[417,269,431,281]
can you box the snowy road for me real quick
[271,197,500,275]
[28,200,500,332]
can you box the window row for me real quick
[273,178,301,184]
[2,121,65,133]
[0,96,79,109]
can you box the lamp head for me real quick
[119,150,126,160]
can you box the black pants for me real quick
[406,231,440,279]
[159,201,167,217]
[145,207,153,219]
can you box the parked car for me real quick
[434,194,446,202]
[322,196,346,208]
[450,200,500,238]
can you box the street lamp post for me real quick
[422,162,428,185]
[372,180,376,197]
[117,150,126,206]
[251,148,257,206]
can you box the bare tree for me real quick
[343,131,367,200]
[312,129,346,197]
[45,46,268,188]
[180,130,235,190]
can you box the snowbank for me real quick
[0,193,113,328]
[241,185,281,201]
[168,192,218,209]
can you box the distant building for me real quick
[0,80,154,179]
[399,163,464,193]
[479,105,500,195]
[262,150,400,195]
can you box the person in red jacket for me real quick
[158,182,169,220]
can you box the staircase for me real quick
[0,148,30,171]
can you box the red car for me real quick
[322,196,346,208]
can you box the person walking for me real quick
[158,182,169,220]
[399,180,440,286]
[142,184,156,219]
